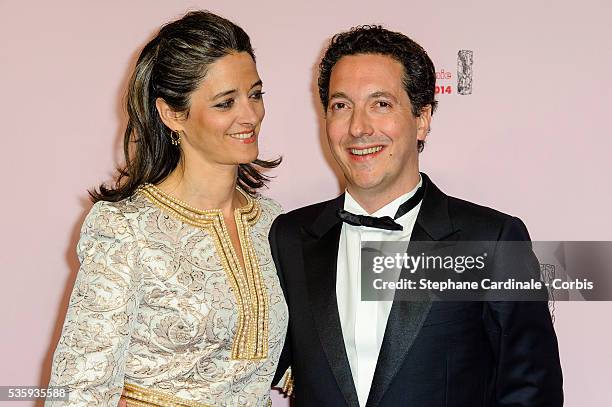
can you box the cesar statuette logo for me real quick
[435,49,474,96]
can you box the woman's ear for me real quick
[155,98,184,132]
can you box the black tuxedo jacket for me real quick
[270,174,563,407]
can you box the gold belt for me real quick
[121,383,272,407]
[122,383,211,407]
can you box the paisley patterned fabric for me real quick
[46,189,287,406]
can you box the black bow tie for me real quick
[337,183,425,231]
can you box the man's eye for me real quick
[376,101,391,108]
[332,102,347,110]
[250,91,265,100]
[215,99,234,109]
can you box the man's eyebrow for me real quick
[329,91,352,101]
[211,79,263,100]
[369,91,398,102]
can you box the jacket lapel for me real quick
[366,173,460,407]
[303,195,360,407]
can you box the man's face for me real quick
[325,53,431,199]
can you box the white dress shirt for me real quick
[336,177,423,406]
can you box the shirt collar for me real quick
[344,174,423,218]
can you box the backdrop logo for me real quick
[435,69,453,95]
[457,50,473,95]
[436,50,474,96]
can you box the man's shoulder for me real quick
[424,174,518,229]
[447,194,512,221]
[444,194,528,239]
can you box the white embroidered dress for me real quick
[46,185,287,406]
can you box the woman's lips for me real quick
[228,130,256,144]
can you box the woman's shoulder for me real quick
[82,196,145,239]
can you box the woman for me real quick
[47,10,287,406]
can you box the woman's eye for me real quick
[215,99,234,109]
[250,91,265,100]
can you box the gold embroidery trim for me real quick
[138,184,269,360]
[122,382,211,407]
[282,367,294,396]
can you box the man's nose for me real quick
[349,106,373,137]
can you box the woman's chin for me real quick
[235,150,260,165]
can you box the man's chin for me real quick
[346,177,385,193]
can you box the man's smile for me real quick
[347,145,385,160]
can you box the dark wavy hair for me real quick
[90,10,280,202]
[318,25,438,152]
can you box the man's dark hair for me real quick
[318,25,438,152]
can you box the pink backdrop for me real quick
[1,1,611,405]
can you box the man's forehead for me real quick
[335,53,402,71]
[329,62,404,101]
[330,54,404,86]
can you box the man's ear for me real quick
[416,105,432,141]
[155,97,185,132]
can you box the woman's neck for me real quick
[156,160,242,215]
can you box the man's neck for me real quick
[347,172,422,214]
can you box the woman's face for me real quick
[168,52,265,168]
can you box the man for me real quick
[271,26,563,406]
